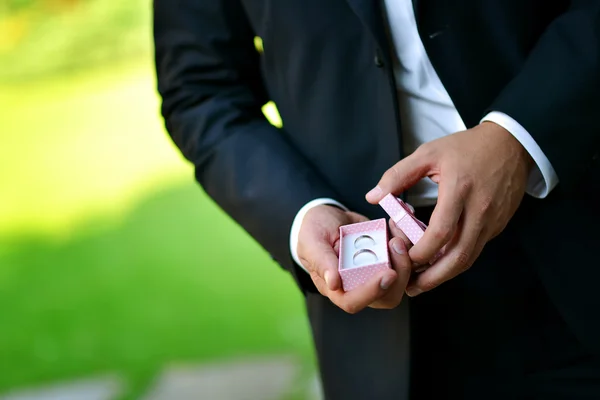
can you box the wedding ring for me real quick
[354,234,376,249]
[352,249,378,265]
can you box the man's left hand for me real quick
[366,122,533,297]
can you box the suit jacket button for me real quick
[374,51,384,68]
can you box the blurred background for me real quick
[0,1,317,399]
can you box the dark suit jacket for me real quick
[154,0,600,353]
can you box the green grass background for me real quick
[0,2,313,399]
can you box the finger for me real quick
[409,176,465,265]
[329,269,398,314]
[406,210,484,297]
[388,218,412,250]
[389,238,412,286]
[389,215,424,272]
[310,269,335,299]
[310,269,330,297]
[347,211,370,224]
[301,241,342,291]
[370,238,412,309]
[366,151,433,204]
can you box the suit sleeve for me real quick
[488,1,600,191]
[153,0,338,290]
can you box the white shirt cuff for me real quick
[481,111,559,198]
[289,198,349,272]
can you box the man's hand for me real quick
[369,219,413,309]
[366,122,533,296]
[298,205,412,313]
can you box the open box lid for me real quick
[378,193,428,243]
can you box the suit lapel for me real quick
[412,0,422,25]
[345,0,391,60]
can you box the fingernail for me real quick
[392,239,406,255]
[380,275,394,290]
[324,270,332,289]
[366,186,383,201]
[406,286,423,297]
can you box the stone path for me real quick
[0,375,123,400]
[142,355,303,400]
[0,356,322,400]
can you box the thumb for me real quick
[365,151,432,204]
[388,237,412,289]
[302,241,342,291]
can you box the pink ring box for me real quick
[338,195,442,291]
[338,218,391,292]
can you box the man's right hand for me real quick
[297,205,412,314]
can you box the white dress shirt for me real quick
[290,0,559,269]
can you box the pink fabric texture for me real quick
[338,219,390,291]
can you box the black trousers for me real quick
[306,207,600,400]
